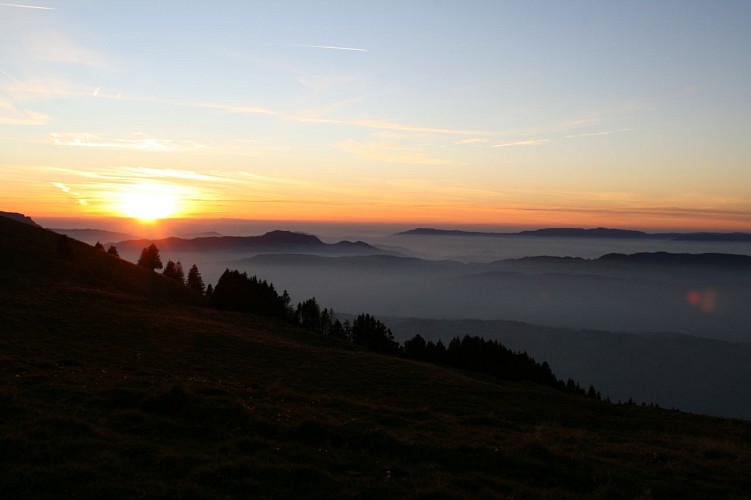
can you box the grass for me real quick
[2,216,751,498]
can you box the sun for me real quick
[117,182,180,221]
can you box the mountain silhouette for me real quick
[396,226,751,241]
[598,251,751,267]
[0,211,40,227]
[114,230,396,255]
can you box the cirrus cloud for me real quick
[337,139,452,166]
[0,98,48,125]
[50,133,208,152]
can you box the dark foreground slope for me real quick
[2,217,751,499]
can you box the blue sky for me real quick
[1,1,750,229]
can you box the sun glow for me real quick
[116,183,180,221]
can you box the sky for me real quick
[1,0,750,231]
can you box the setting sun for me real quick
[116,183,180,221]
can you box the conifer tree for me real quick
[186,264,205,293]
[163,260,182,281]
[137,244,163,271]
[296,297,322,332]
[351,313,399,354]
[175,261,185,283]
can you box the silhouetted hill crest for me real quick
[396,226,751,241]
[0,211,40,227]
[399,227,493,236]
[115,230,394,255]
[672,232,751,242]
[0,215,202,305]
[518,227,650,238]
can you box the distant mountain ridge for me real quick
[397,226,751,241]
[114,229,396,256]
[508,252,751,268]
[598,251,751,267]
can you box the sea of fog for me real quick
[37,217,751,419]
[373,234,751,263]
[38,216,751,263]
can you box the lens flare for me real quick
[686,289,717,313]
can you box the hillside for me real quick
[2,215,751,498]
[0,210,40,227]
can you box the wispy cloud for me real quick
[196,101,277,117]
[0,78,82,98]
[50,181,89,206]
[665,193,750,208]
[554,102,647,134]
[51,182,71,193]
[6,21,115,69]
[515,204,751,221]
[299,116,496,136]
[0,68,28,87]
[2,79,507,139]
[455,138,488,145]
[45,166,230,184]
[491,139,549,148]
[28,31,115,68]
[117,168,231,183]
[197,98,498,136]
[50,133,208,152]
[0,3,54,9]
[286,43,367,52]
[565,128,633,139]
[0,98,48,125]
[385,178,508,203]
[337,139,452,166]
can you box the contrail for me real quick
[0,68,23,83]
[0,3,55,9]
[286,43,367,52]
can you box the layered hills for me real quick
[112,230,394,256]
[2,214,751,497]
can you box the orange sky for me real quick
[2,2,750,232]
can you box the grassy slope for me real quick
[1,217,751,499]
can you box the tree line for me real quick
[92,240,642,405]
[206,267,603,400]
[98,241,209,295]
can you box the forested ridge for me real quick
[207,267,604,401]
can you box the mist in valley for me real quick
[112,229,751,341]
[101,224,751,418]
